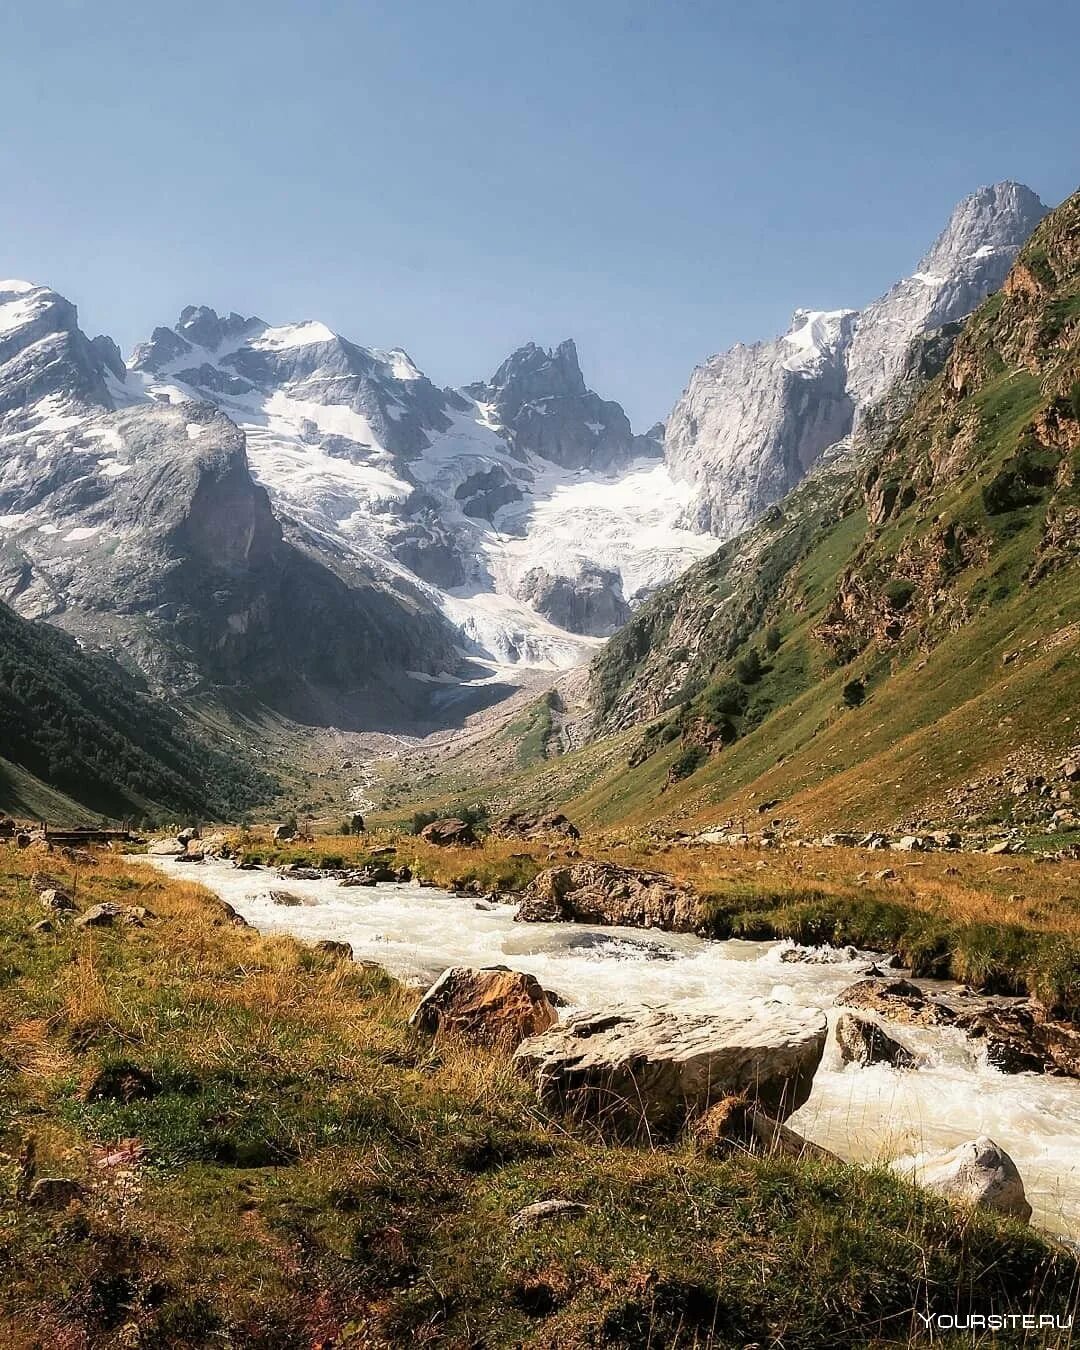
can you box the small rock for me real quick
[272,823,296,841]
[510,1199,588,1230]
[28,919,54,935]
[38,888,76,913]
[905,1136,1031,1222]
[28,1178,85,1209]
[835,1012,916,1068]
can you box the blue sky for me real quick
[2,0,1076,426]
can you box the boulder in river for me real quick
[410,966,558,1047]
[835,1012,916,1068]
[903,1136,1032,1222]
[268,890,313,907]
[835,978,954,1027]
[419,818,478,847]
[515,863,701,933]
[513,998,827,1140]
[954,1003,1080,1078]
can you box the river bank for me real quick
[143,853,1080,1237]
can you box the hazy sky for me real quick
[2,0,1076,426]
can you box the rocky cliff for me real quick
[582,187,1078,833]
[665,183,1048,540]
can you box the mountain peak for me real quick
[173,304,264,352]
[919,181,1047,277]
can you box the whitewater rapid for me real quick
[143,857,1080,1238]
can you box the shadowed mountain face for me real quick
[0,596,275,820]
[665,183,1048,540]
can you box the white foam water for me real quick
[142,857,1080,1237]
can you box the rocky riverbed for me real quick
[142,854,1080,1237]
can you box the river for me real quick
[143,856,1080,1238]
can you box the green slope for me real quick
[0,600,276,822]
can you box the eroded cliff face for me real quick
[664,183,1048,542]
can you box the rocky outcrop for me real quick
[835,1012,916,1069]
[419,818,478,847]
[666,308,857,538]
[834,979,954,1027]
[515,863,701,932]
[901,1136,1032,1222]
[467,339,659,473]
[409,966,558,1047]
[513,998,827,1139]
[954,1004,1080,1078]
[664,184,1046,541]
[516,564,631,636]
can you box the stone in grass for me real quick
[410,966,557,1048]
[900,1136,1032,1222]
[28,1178,85,1209]
[74,902,150,928]
[315,940,354,960]
[510,1198,589,1230]
[39,888,77,914]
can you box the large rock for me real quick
[410,966,557,1048]
[513,998,827,1139]
[515,863,701,933]
[419,818,478,847]
[492,811,581,842]
[835,978,954,1027]
[147,838,185,857]
[835,1012,916,1068]
[904,1136,1032,1222]
[954,1004,1080,1078]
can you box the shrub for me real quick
[883,579,915,611]
[763,625,782,653]
[842,678,866,708]
[735,651,763,685]
[669,744,708,783]
[701,679,747,720]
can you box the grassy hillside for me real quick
[1,840,1076,1346]
[401,191,1079,839]
[0,602,276,823]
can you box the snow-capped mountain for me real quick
[0,281,459,727]
[127,312,713,664]
[665,182,1048,539]
[0,281,714,726]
